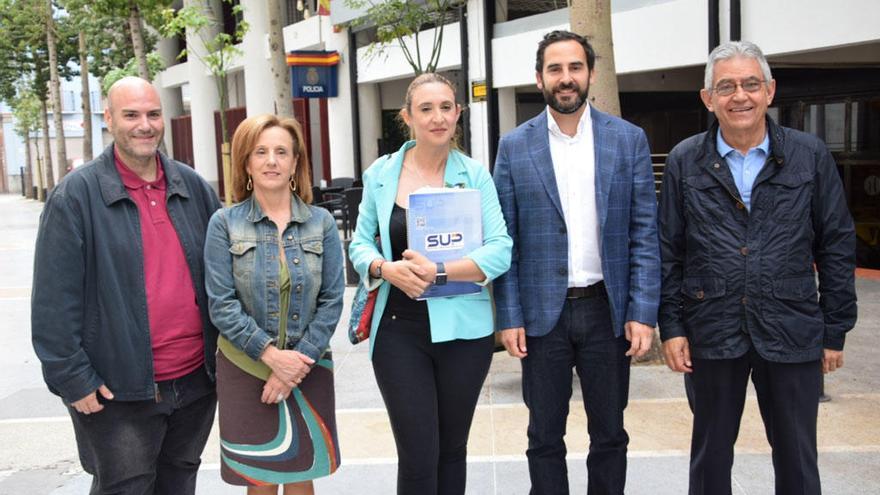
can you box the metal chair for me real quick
[313,185,345,229]
[330,177,355,189]
[343,187,363,238]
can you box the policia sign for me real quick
[287,50,340,98]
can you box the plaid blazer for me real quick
[492,108,661,337]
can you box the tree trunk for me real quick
[33,132,46,201]
[129,1,151,80]
[218,74,233,205]
[24,133,34,199]
[0,114,7,193]
[79,31,94,162]
[570,0,621,116]
[46,0,70,179]
[40,98,55,190]
[267,0,293,117]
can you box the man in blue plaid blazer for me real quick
[493,31,661,494]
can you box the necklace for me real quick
[405,157,444,188]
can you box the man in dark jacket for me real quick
[31,77,221,494]
[658,41,857,494]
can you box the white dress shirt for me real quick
[547,105,603,287]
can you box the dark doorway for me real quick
[379,110,407,156]
[171,114,194,168]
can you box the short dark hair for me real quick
[535,30,596,73]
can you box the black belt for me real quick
[566,281,605,299]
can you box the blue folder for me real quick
[407,187,483,299]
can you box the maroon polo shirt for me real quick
[115,151,204,381]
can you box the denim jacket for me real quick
[204,194,345,363]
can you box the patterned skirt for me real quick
[216,351,340,486]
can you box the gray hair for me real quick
[704,41,773,89]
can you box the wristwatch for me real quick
[434,262,447,286]
[375,260,386,279]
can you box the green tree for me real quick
[77,31,94,162]
[62,0,168,83]
[0,0,22,103]
[0,0,77,191]
[101,52,165,94]
[46,0,72,178]
[98,0,170,81]
[11,92,42,198]
[60,0,170,163]
[0,0,48,101]
[161,0,248,204]
[345,0,462,75]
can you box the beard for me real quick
[542,80,589,114]
[117,133,160,162]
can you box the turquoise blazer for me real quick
[348,141,512,357]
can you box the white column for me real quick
[466,0,489,167]
[493,0,517,139]
[308,98,323,178]
[155,38,184,156]
[185,0,221,187]
[88,74,106,153]
[497,87,517,136]
[322,20,355,179]
[241,0,275,116]
[357,83,381,169]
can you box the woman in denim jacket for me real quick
[204,114,344,494]
[348,73,512,494]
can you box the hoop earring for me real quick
[289,177,297,193]
[246,176,253,191]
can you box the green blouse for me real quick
[218,258,291,381]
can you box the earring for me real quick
[289,177,297,193]
[246,176,253,191]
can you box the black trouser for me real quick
[67,367,217,495]
[522,294,630,495]
[688,347,822,495]
[372,312,494,495]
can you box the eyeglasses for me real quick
[710,79,766,96]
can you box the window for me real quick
[775,98,880,154]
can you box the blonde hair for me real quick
[398,72,462,147]
[230,114,313,204]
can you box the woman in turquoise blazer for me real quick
[348,73,511,494]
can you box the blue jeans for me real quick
[522,295,631,495]
[67,368,217,495]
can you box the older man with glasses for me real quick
[658,41,857,494]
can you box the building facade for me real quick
[153,0,880,267]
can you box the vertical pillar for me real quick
[322,20,355,179]
[357,83,381,168]
[497,87,517,136]
[155,37,184,155]
[242,0,276,116]
[465,0,488,166]
[309,98,323,175]
[493,0,516,140]
[87,74,105,155]
[185,0,221,188]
